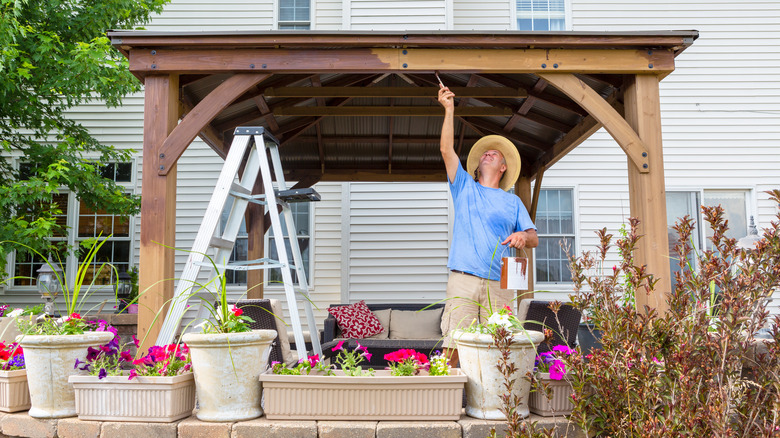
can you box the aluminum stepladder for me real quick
[155,126,322,359]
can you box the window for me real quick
[278,0,310,30]
[12,163,134,287]
[220,198,312,286]
[666,189,751,284]
[516,0,566,31]
[535,189,575,283]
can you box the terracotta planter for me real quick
[18,331,115,418]
[69,373,195,422]
[182,329,276,422]
[529,372,574,416]
[260,369,468,420]
[0,369,31,413]
[454,329,544,420]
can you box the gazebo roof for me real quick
[109,31,697,184]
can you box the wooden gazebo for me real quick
[108,30,698,346]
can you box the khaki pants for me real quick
[440,271,515,348]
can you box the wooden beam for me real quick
[530,170,544,222]
[157,73,271,175]
[476,74,588,116]
[273,106,513,117]
[129,48,675,75]
[138,74,179,352]
[252,95,279,133]
[456,75,480,156]
[624,74,671,315]
[291,136,469,144]
[264,86,526,98]
[179,97,228,158]
[504,77,548,132]
[291,170,447,183]
[311,76,326,174]
[539,73,649,173]
[243,166,265,299]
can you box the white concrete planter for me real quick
[17,331,115,418]
[453,329,544,420]
[528,372,574,417]
[69,373,195,422]
[0,369,31,412]
[260,369,468,420]
[182,329,276,422]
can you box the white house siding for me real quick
[142,0,275,31]
[315,0,344,29]
[346,182,451,303]
[533,0,780,316]
[346,0,448,30]
[452,0,512,30]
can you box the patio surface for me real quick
[0,411,585,438]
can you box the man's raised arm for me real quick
[437,87,459,183]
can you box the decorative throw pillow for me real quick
[327,301,384,339]
[389,307,444,340]
[364,308,391,340]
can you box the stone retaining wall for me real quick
[0,413,585,438]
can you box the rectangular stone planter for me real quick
[528,373,574,417]
[69,373,195,422]
[259,369,467,420]
[0,369,32,413]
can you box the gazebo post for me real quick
[245,177,265,299]
[623,74,672,315]
[138,74,180,351]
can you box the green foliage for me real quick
[0,0,170,276]
[566,190,780,437]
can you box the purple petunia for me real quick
[98,368,107,379]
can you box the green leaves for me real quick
[0,0,166,276]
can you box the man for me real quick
[437,86,538,364]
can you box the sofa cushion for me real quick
[364,308,391,340]
[388,307,443,340]
[327,301,384,339]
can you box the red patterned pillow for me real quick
[327,301,384,339]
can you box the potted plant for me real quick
[0,340,30,412]
[452,305,544,420]
[180,265,276,422]
[9,237,117,418]
[529,344,576,416]
[260,344,467,420]
[69,337,195,422]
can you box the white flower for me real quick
[487,312,513,329]
[7,308,24,318]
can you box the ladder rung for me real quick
[230,190,268,206]
[230,183,251,196]
[277,187,321,203]
[210,236,235,251]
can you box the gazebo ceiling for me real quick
[109,31,698,183]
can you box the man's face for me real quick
[479,149,507,175]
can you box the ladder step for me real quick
[210,236,235,251]
[230,183,251,196]
[277,187,321,203]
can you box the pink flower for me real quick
[231,306,243,317]
[332,340,345,352]
[503,305,513,314]
[67,312,81,321]
[552,345,575,355]
[549,360,566,380]
[132,335,140,348]
[128,369,138,380]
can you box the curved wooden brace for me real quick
[157,73,271,175]
[538,73,650,173]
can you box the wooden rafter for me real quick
[273,106,514,117]
[178,96,227,158]
[478,74,587,117]
[252,95,279,133]
[264,87,526,98]
[157,73,271,175]
[456,75,479,156]
[464,117,548,153]
[539,72,649,173]
[311,76,326,173]
[504,77,548,132]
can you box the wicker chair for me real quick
[516,299,581,354]
[220,299,291,365]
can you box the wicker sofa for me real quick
[321,303,446,368]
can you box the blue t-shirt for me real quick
[448,164,536,281]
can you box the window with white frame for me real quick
[278,0,310,30]
[12,162,134,287]
[666,189,751,284]
[516,0,567,31]
[535,188,575,283]
[219,198,312,286]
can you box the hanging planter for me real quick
[260,369,467,420]
[528,372,574,417]
[69,373,195,422]
[0,369,31,413]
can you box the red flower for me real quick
[231,306,243,317]
[67,313,82,321]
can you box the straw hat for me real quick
[466,135,521,191]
